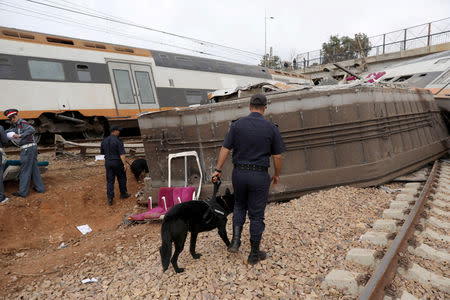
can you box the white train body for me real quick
[373,50,450,95]
[0,27,310,137]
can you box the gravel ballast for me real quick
[8,185,395,299]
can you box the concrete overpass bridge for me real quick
[295,18,450,84]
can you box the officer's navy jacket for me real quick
[223,112,285,167]
[100,135,126,160]
[6,118,36,146]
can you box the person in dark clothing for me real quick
[212,94,285,265]
[0,125,9,204]
[100,125,130,206]
[4,109,45,198]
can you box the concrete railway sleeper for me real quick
[322,159,449,299]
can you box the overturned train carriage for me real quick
[138,84,449,202]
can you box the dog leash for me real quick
[202,179,223,223]
[212,177,221,199]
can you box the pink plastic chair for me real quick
[172,186,196,205]
[128,187,175,221]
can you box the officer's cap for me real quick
[4,109,18,118]
[110,125,122,132]
[250,94,267,106]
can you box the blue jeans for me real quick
[18,145,45,196]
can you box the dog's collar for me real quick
[202,198,226,222]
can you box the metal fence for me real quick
[295,17,450,69]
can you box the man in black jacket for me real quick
[100,125,130,206]
[212,94,285,265]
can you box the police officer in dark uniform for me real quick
[100,125,130,206]
[4,109,45,197]
[212,94,285,265]
[0,124,9,204]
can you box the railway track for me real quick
[3,136,144,156]
[322,159,449,299]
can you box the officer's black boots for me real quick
[247,239,267,265]
[120,193,131,199]
[108,198,113,206]
[228,226,243,253]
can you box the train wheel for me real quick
[82,119,105,139]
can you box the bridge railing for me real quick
[295,17,450,69]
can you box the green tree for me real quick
[259,47,282,69]
[321,33,371,64]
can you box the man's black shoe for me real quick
[33,187,45,193]
[120,193,131,199]
[108,198,113,206]
[12,192,26,198]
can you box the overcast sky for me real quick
[0,0,449,65]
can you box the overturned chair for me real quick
[124,151,202,225]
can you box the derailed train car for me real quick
[138,83,449,202]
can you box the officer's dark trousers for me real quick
[19,145,45,196]
[232,169,270,242]
[105,159,127,199]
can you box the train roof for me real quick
[0,26,306,80]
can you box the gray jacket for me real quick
[6,118,36,146]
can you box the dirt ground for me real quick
[0,152,148,296]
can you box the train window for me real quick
[84,43,107,49]
[2,30,19,37]
[28,60,65,81]
[114,47,134,53]
[0,56,14,79]
[76,64,91,82]
[19,33,34,40]
[435,58,450,64]
[185,91,203,105]
[159,54,170,64]
[419,73,427,77]
[217,63,230,73]
[175,56,194,68]
[394,75,413,82]
[46,37,74,45]
[135,71,156,104]
[383,77,393,82]
[198,60,213,71]
[113,69,135,104]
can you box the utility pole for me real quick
[264,11,274,67]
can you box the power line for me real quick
[0,2,258,63]
[25,0,263,58]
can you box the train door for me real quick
[108,62,159,116]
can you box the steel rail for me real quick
[358,160,439,300]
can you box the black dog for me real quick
[130,158,149,181]
[159,188,235,273]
